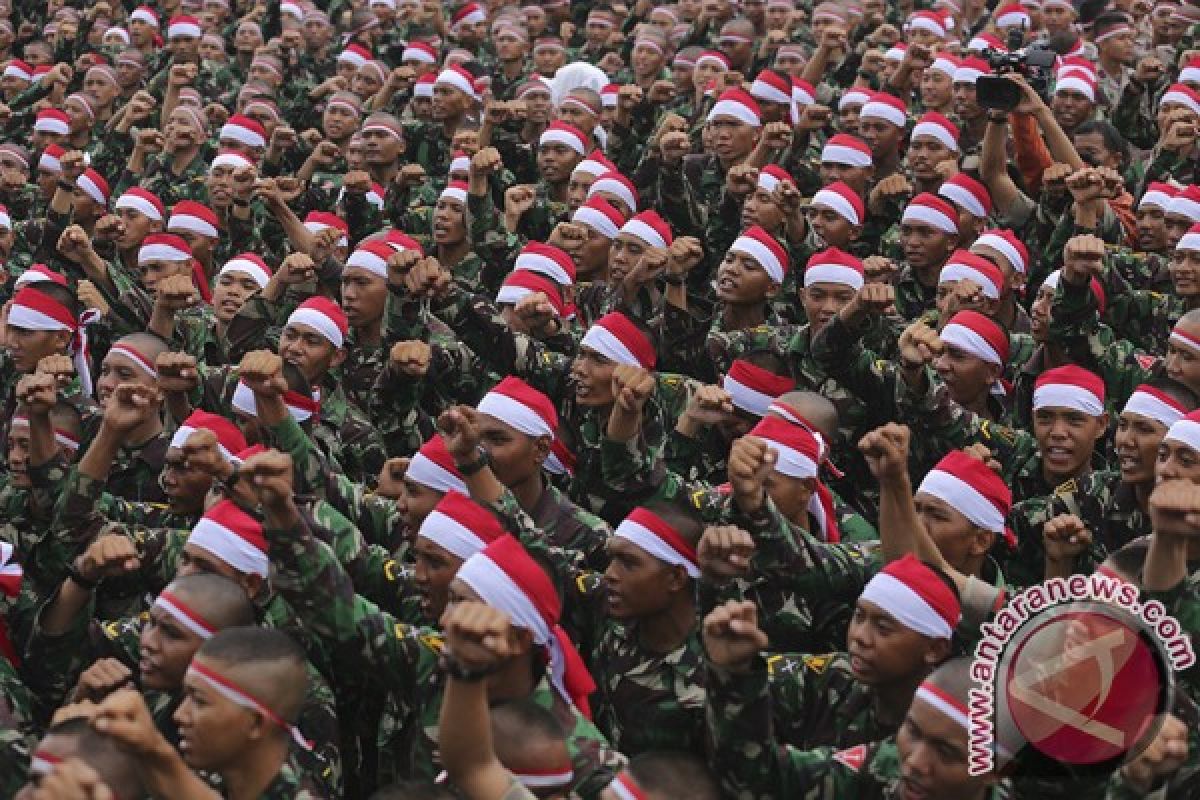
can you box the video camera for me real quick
[975,28,1057,111]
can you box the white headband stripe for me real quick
[996,10,1030,26]
[477,392,553,437]
[346,249,388,280]
[169,425,235,461]
[974,234,1023,273]
[614,518,700,576]
[912,121,958,151]
[220,258,271,288]
[231,381,257,417]
[419,509,486,560]
[115,193,162,220]
[517,252,572,284]
[139,243,189,263]
[751,79,791,104]
[812,188,861,224]
[169,214,218,237]
[918,469,1005,532]
[730,236,784,283]
[210,153,252,171]
[907,17,945,35]
[361,124,402,140]
[403,46,437,63]
[939,322,1002,365]
[821,144,872,167]
[860,572,954,638]
[1125,391,1185,428]
[1140,190,1174,211]
[573,159,609,178]
[168,21,202,38]
[758,439,817,479]
[590,178,637,212]
[931,57,958,77]
[35,115,69,133]
[154,595,215,639]
[406,452,468,493]
[76,174,105,205]
[1177,232,1200,252]
[939,183,986,218]
[621,219,666,249]
[707,99,762,127]
[0,211,11,229]
[188,518,269,576]
[1055,76,1095,101]
[860,101,906,127]
[517,770,575,789]
[915,686,970,731]
[496,285,533,306]
[304,222,348,248]
[1094,24,1132,42]
[287,308,343,347]
[108,343,158,376]
[839,91,871,109]
[805,263,864,290]
[187,665,309,749]
[8,304,71,332]
[581,325,640,367]
[723,374,773,416]
[1032,384,1104,415]
[573,206,619,239]
[903,204,958,233]
[953,67,984,84]
[436,69,475,96]
[39,153,61,171]
[758,172,781,193]
[219,124,265,148]
[1171,329,1200,354]
[1162,90,1200,115]
[441,186,468,203]
[1170,196,1200,221]
[1166,418,1200,452]
[940,263,999,298]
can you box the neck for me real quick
[353,317,383,346]
[1134,479,1153,512]
[501,58,524,79]
[961,391,992,419]
[170,145,200,173]
[221,738,290,800]
[486,651,538,703]
[636,593,696,654]
[522,119,547,141]
[874,154,901,177]
[441,115,463,138]
[720,301,767,330]
[963,114,988,143]
[368,161,398,185]
[69,130,90,149]
[913,261,943,288]
[128,415,164,445]
[545,180,567,203]
[1042,459,1088,487]
[236,51,253,69]
[994,294,1018,330]
[1099,55,1124,76]
[872,671,925,728]
[437,238,471,266]
[510,471,545,513]
[914,174,942,195]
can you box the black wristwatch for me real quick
[66,563,98,590]
[456,444,491,476]
[439,651,496,682]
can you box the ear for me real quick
[1093,412,1110,442]
[969,527,994,558]
[329,346,348,370]
[985,361,1002,385]
[533,434,552,465]
[924,635,953,667]
[765,280,781,299]
[53,329,72,351]
[242,572,265,598]
[847,223,863,242]
[664,563,691,593]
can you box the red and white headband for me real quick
[539,126,587,155]
[231,381,319,423]
[154,589,217,639]
[707,98,762,127]
[730,231,785,284]
[407,450,468,494]
[287,307,344,348]
[477,390,554,438]
[940,260,999,299]
[108,342,158,376]
[939,320,1003,365]
[723,361,794,417]
[1161,87,1200,116]
[168,18,202,38]
[11,414,80,452]
[589,175,637,212]
[918,467,1006,534]
[838,89,871,110]
[915,682,969,733]
[620,216,667,249]
[1124,385,1187,428]
[210,151,254,171]
[188,517,268,577]
[138,239,190,264]
[860,98,906,127]
[580,324,647,368]
[76,172,107,205]
[614,507,699,577]
[572,203,620,239]
[436,67,476,96]
[187,662,310,748]
[812,186,861,225]
[821,140,872,167]
[1177,228,1200,253]
[1032,381,1104,415]
[1171,324,1200,354]
[1094,23,1132,43]
[912,119,959,152]
[902,202,958,234]
[1054,75,1095,102]
[973,232,1024,274]
[860,571,954,639]
[346,247,389,281]
[115,191,163,221]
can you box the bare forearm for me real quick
[1143,533,1189,591]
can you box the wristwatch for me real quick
[456,444,491,476]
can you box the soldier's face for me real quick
[608,233,645,286]
[808,205,857,249]
[212,270,261,323]
[742,188,784,231]
[932,342,999,409]
[115,207,163,252]
[6,425,30,488]
[477,415,545,487]
[340,269,388,329]
[140,602,204,691]
[908,137,955,184]
[920,71,953,111]
[399,477,443,531]
[1156,437,1200,484]
[847,599,943,686]
[413,535,463,620]
[897,694,990,800]
[1030,285,1054,343]
[433,197,467,244]
[576,226,612,278]
[1166,337,1200,395]
[716,251,778,306]
[1050,90,1093,133]
[1136,206,1168,252]
[914,492,993,574]
[707,117,758,165]
[323,105,358,140]
[175,659,258,769]
[0,226,13,260]
[1032,406,1107,484]
[1170,249,1200,298]
[1115,411,1167,485]
[951,83,982,121]
[803,282,857,332]
[1166,213,1193,251]
[538,142,582,184]
[567,173,596,211]
[170,34,201,62]
[570,347,617,407]
[6,326,68,373]
[161,451,215,513]
[96,351,158,409]
[901,223,956,272]
[603,536,683,619]
[279,323,344,384]
[819,162,871,196]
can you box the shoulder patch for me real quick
[801,654,832,673]
[689,489,708,510]
[420,632,445,653]
[1134,354,1158,370]
[833,744,869,772]
[1054,479,1078,496]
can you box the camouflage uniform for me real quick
[0,654,34,798]
[262,513,624,797]
[105,432,169,504]
[403,120,456,180]
[134,147,215,207]
[894,264,939,321]
[1007,470,1149,589]
[146,60,241,107]
[706,661,1012,800]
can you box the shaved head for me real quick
[167,573,256,630]
[196,627,308,721]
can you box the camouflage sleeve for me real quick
[0,657,34,799]
[1141,576,1200,701]
[656,161,706,239]
[810,315,902,427]
[705,662,876,800]
[263,516,438,693]
[485,490,589,588]
[599,425,670,503]
[20,588,98,709]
